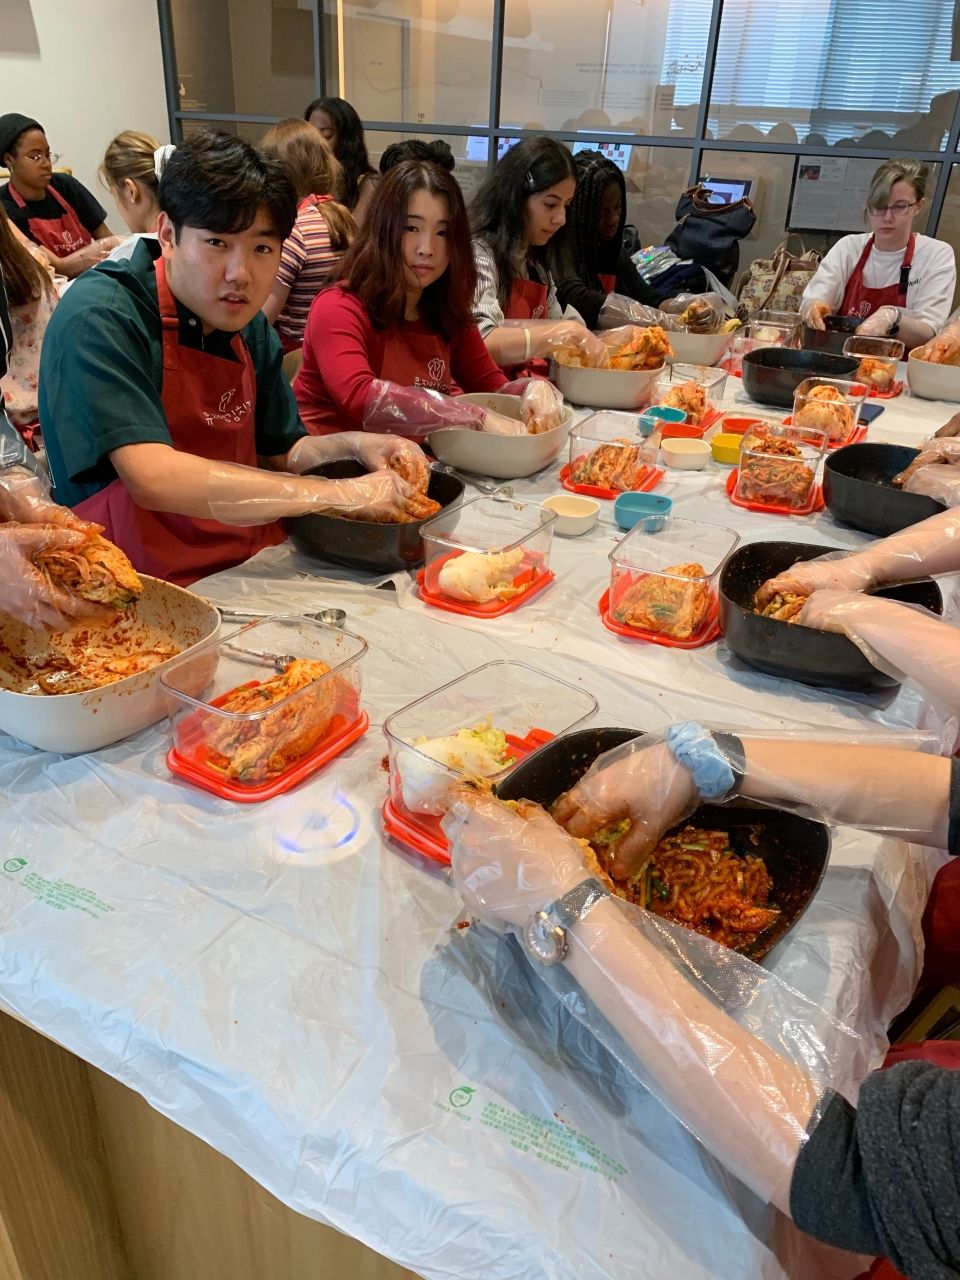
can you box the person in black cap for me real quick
[0,113,119,277]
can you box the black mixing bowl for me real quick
[285,461,463,572]
[824,442,945,536]
[495,726,830,963]
[742,347,859,409]
[800,314,860,356]
[719,540,943,691]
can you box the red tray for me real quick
[167,694,368,802]
[780,416,868,450]
[659,405,724,439]
[725,467,824,516]
[560,461,665,500]
[383,727,554,865]
[597,585,720,648]
[867,380,903,399]
[416,550,554,617]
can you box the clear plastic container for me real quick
[842,335,905,394]
[419,494,556,608]
[654,362,728,423]
[606,516,739,644]
[753,309,801,341]
[384,660,598,819]
[161,615,367,794]
[792,376,867,445]
[726,320,795,375]
[567,411,659,493]
[736,422,826,511]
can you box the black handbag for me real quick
[665,184,757,287]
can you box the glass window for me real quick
[326,0,494,128]
[930,165,960,313]
[364,131,489,207]
[171,0,316,119]
[709,0,960,149]
[500,0,712,137]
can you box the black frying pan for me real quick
[719,540,943,691]
[495,727,830,963]
[741,347,859,408]
[285,460,464,572]
[824,442,945,537]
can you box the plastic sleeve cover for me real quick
[360,379,485,440]
[287,432,431,493]
[205,460,413,525]
[596,293,668,331]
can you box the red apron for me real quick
[74,257,285,587]
[7,181,92,257]
[840,234,914,321]
[598,273,617,295]
[380,323,460,397]
[504,275,551,379]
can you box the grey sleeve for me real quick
[790,1062,960,1278]
[0,410,35,473]
[472,240,505,337]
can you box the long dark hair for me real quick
[470,137,576,309]
[304,96,375,211]
[551,149,625,290]
[0,202,51,307]
[338,160,477,340]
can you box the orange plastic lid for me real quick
[416,550,554,617]
[559,461,665,500]
[167,705,369,802]
[659,405,723,439]
[781,416,868,449]
[383,727,555,864]
[725,467,824,516]
[867,380,904,399]
[597,586,720,648]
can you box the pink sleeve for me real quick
[298,287,382,426]
[451,323,510,393]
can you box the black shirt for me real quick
[0,172,107,244]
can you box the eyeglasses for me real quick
[22,151,60,165]
[868,201,918,217]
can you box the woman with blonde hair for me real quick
[0,200,56,440]
[800,157,956,350]
[260,118,357,350]
[99,129,172,236]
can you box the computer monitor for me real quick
[571,140,634,173]
[700,177,752,204]
[464,136,520,163]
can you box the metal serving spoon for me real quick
[431,463,514,499]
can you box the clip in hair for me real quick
[524,169,535,192]
[154,143,176,181]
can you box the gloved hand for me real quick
[308,469,415,521]
[754,551,877,608]
[480,408,527,436]
[442,786,592,928]
[520,379,564,434]
[903,464,960,507]
[660,291,726,332]
[856,305,900,338]
[344,433,431,491]
[796,589,880,635]
[0,464,97,531]
[1,523,115,630]
[596,293,665,331]
[801,300,831,330]
[535,321,608,367]
[552,738,698,879]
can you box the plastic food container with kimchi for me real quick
[417,494,557,615]
[792,376,867,445]
[603,516,739,647]
[841,335,904,394]
[653,362,728,431]
[726,319,796,375]
[563,411,661,497]
[161,614,368,800]
[382,660,598,862]
[736,422,827,512]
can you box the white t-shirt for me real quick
[800,232,956,334]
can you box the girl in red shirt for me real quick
[295,159,527,438]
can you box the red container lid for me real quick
[560,461,664,500]
[866,380,903,399]
[416,550,554,617]
[659,405,723,439]
[383,727,555,864]
[781,416,868,449]
[725,467,824,516]
[597,586,720,648]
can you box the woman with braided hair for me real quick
[549,148,662,330]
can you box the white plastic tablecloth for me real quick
[0,372,955,1280]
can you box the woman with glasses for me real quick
[800,158,955,350]
[0,114,119,278]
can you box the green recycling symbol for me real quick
[449,1085,475,1108]
[3,858,26,874]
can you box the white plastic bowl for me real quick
[541,493,600,536]
[550,359,663,410]
[907,350,960,403]
[666,330,735,367]
[0,576,221,753]
[427,392,573,479]
[661,438,711,470]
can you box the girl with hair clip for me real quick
[260,119,357,351]
[470,137,605,375]
[295,159,558,439]
[0,202,57,443]
[801,157,956,351]
[304,97,379,226]
[96,131,176,272]
[549,148,663,330]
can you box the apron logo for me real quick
[427,357,446,383]
[219,387,237,412]
[59,229,83,252]
[202,393,253,426]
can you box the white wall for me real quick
[0,0,169,212]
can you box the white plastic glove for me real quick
[0,523,115,630]
[800,300,830,330]
[596,293,665,331]
[903,465,960,507]
[480,409,527,437]
[520,380,564,434]
[361,379,485,439]
[855,305,900,338]
[0,464,97,531]
[344,433,431,492]
[754,552,878,609]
